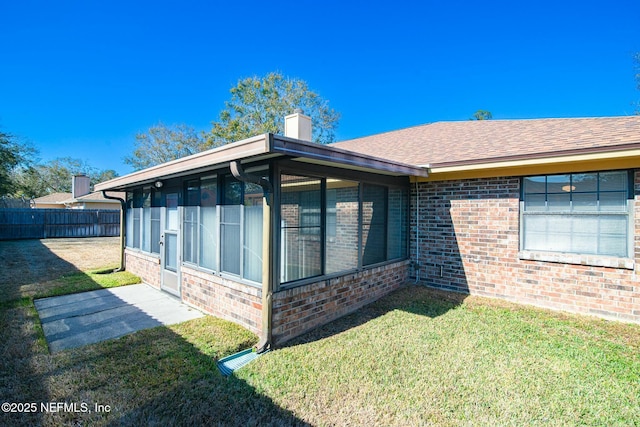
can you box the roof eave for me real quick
[95,134,272,191]
[273,135,429,177]
[96,134,429,192]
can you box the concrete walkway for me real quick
[35,284,204,353]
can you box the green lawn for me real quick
[1,270,639,426]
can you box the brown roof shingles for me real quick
[332,116,640,167]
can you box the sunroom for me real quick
[95,115,428,349]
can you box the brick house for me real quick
[95,114,640,349]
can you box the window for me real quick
[281,175,322,282]
[387,187,408,259]
[243,183,263,283]
[126,191,142,249]
[171,174,263,283]
[126,189,161,254]
[183,180,199,264]
[362,184,387,266]
[280,172,409,285]
[522,171,632,258]
[199,177,217,270]
[325,179,359,274]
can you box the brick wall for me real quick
[125,249,161,289]
[181,266,262,335]
[413,172,640,323]
[272,260,410,345]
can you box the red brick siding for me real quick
[181,266,262,335]
[413,171,640,323]
[125,249,161,289]
[272,260,410,345]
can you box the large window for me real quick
[199,177,218,270]
[522,170,632,258]
[280,173,409,285]
[326,179,359,274]
[281,175,323,282]
[179,174,263,283]
[126,189,161,254]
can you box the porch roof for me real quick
[95,134,429,192]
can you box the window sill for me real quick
[518,250,634,270]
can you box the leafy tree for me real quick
[14,157,117,198]
[471,110,493,120]
[124,123,208,171]
[206,72,340,146]
[0,130,36,196]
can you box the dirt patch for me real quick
[0,237,120,302]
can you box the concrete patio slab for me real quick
[35,284,204,352]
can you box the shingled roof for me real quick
[333,116,640,168]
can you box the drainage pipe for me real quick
[230,161,273,353]
[101,191,126,272]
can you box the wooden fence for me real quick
[0,209,120,240]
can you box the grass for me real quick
[238,288,640,426]
[1,262,639,425]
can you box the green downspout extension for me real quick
[230,161,273,353]
[101,191,126,272]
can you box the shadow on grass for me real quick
[0,239,309,426]
[281,285,468,348]
[26,323,309,426]
[0,239,87,426]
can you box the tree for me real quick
[0,130,36,196]
[471,110,493,120]
[206,72,340,146]
[14,157,117,198]
[124,122,208,171]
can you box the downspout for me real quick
[230,160,273,353]
[102,191,126,272]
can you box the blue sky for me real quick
[1,0,639,176]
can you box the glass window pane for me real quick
[244,183,263,207]
[185,180,200,206]
[281,228,322,282]
[183,206,198,264]
[244,205,263,282]
[280,174,322,282]
[524,194,546,211]
[571,173,597,192]
[523,215,550,251]
[132,208,141,249]
[599,171,627,192]
[523,213,629,257]
[165,193,179,230]
[523,176,546,194]
[220,205,241,275]
[151,207,161,254]
[547,193,570,211]
[126,207,134,248]
[362,184,387,265]
[572,193,597,211]
[199,206,217,270]
[142,205,151,252]
[201,176,217,207]
[600,192,627,212]
[325,179,359,274]
[570,216,598,255]
[165,233,178,272]
[547,174,571,193]
[224,176,242,205]
[387,188,408,259]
